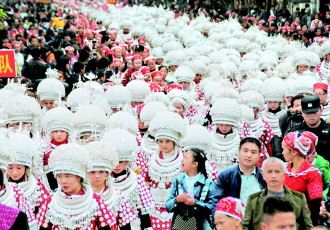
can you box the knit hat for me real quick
[283,131,318,157]
[73,105,108,142]
[2,95,41,126]
[210,98,241,127]
[43,107,73,137]
[37,78,65,101]
[313,83,328,91]
[174,66,195,83]
[105,85,132,109]
[126,80,151,102]
[148,111,187,145]
[215,197,245,222]
[261,77,285,102]
[140,101,168,126]
[167,89,191,111]
[49,143,91,180]
[85,140,119,173]
[239,90,265,111]
[181,124,211,151]
[107,111,138,135]
[103,129,137,162]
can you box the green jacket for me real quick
[242,186,313,230]
[313,154,330,198]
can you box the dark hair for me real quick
[262,196,294,222]
[290,94,304,108]
[78,50,90,62]
[158,65,168,71]
[101,35,110,44]
[239,137,261,152]
[29,36,38,43]
[30,47,41,59]
[189,148,207,178]
[97,57,110,69]
[73,61,85,74]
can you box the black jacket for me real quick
[288,119,330,162]
[21,59,48,82]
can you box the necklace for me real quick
[46,183,99,230]
[209,128,240,171]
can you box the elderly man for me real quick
[242,157,313,230]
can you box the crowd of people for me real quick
[1,0,330,229]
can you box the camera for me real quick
[292,110,303,122]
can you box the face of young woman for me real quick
[57,174,82,195]
[7,164,26,181]
[52,130,68,142]
[297,64,308,73]
[88,171,107,188]
[157,138,175,153]
[267,101,280,111]
[217,124,233,134]
[178,81,190,90]
[42,100,56,110]
[133,60,142,70]
[181,150,197,173]
[172,102,185,117]
[113,161,128,174]
[7,122,32,132]
[214,212,240,230]
[281,142,294,162]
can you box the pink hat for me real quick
[123,53,133,60]
[131,71,144,80]
[103,82,114,91]
[146,56,156,63]
[132,55,142,62]
[215,197,245,221]
[151,71,163,79]
[149,82,161,92]
[166,83,183,93]
[125,38,133,45]
[113,59,124,66]
[138,37,147,43]
[313,83,328,91]
[120,43,128,50]
[140,66,150,75]
[65,46,74,52]
[283,131,318,157]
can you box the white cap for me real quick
[105,85,132,109]
[181,125,211,151]
[126,80,151,103]
[148,111,187,145]
[140,101,168,126]
[37,78,65,101]
[43,107,73,137]
[50,143,91,180]
[210,98,241,127]
[107,111,138,135]
[261,77,285,102]
[239,90,265,111]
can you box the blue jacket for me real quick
[165,173,216,229]
[213,165,267,212]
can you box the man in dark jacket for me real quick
[21,47,48,83]
[213,137,267,213]
[288,95,330,162]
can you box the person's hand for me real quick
[184,194,195,206]
[176,193,187,203]
[283,96,291,107]
[290,106,301,113]
[319,201,330,218]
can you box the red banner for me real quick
[0,50,16,78]
[37,0,51,3]
[106,0,116,4]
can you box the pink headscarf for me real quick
[283,131,318,157]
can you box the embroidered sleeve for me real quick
[117,194,138,227]
[36,195,52,229]
[94,194,117,228]
[38,180,51,207]
[137,174,155,214]
[135,149,148,180]
[205,160,219,182]
[307,170,323,201]
[14,187,36,224]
